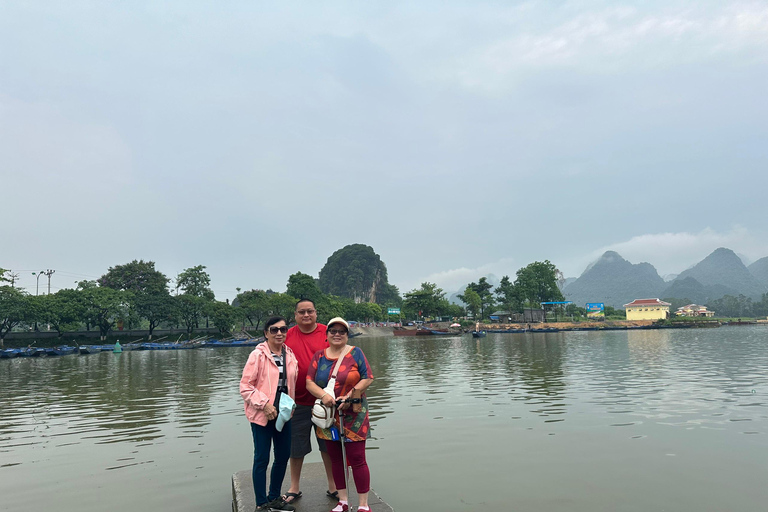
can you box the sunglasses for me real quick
[328,328,348,336]
[268,326,288,334]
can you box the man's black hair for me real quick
[295,298,316,310]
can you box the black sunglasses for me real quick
[328,328,348,336]
[268,326,288,334]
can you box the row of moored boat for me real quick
[0,338,264,359]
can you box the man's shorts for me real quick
[290,404,327,459]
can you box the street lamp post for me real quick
[32,271,45,296]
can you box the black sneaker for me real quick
[265,497,296,512]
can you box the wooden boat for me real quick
[392,328,432,336]
[348,332,363,338]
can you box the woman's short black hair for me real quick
[264,316,287,334]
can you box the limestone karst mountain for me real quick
[563,251,666,308]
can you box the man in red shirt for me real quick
[283,299,337,503]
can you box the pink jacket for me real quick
[240,342,299,426]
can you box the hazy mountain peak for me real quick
[748,256,768,288]
[565,251,664,308]
[674,247,765,299]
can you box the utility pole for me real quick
[8,272,19,288]
[43,269,55,294]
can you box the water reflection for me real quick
[1,328,767,512]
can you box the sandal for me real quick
[282,492,302,504]
[326,490,339,500]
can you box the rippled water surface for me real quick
[2,327,767,511]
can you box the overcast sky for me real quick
[2,1,767,299]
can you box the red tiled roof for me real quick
[623,298,671,307]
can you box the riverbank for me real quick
[355,319,734,336]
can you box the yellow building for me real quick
[624,298,671,321]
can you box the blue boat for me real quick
[0,348,21,358]
[142,342,199,350]
[18,347,46,357]
[78,345,103,355]
[202,339,262,348]
[45,346,77,356]
[471,331,487,338]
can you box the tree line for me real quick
[0,262,405,348]
[0,258,605,348]
[402,260,567,321]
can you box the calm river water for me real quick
[1,327,767,512]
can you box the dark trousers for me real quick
[250,420,291,506]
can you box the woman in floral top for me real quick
[306,317,374,512]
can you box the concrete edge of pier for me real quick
[232,463,394,512]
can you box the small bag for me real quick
[311,346,352,429]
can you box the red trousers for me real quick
[325,440,370,494]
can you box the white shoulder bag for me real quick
[311,346,352,429]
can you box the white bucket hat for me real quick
[275,392,296,432]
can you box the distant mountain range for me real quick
[563,247,768,308]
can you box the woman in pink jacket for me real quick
[240,316,299,511]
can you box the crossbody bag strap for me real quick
[325,345,353,393]
[330,345,353,379]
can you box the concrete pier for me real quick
[232,462,394,512]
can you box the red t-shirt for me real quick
[285,323,328,406]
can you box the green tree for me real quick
[495,275,522,314]
[99,260,169,293]
[441,301,465,319]
[347,302,383,322]
[174,294,206,338]
[268,293,299,321]
[514,261,565,308]
[752,293,768,318]
[176,265,215,300]
[403,282,445,319]
[34,289,86,338]
[81,286,127,341]
[286,272,324,304]
[0,286,32,348]
[176,266,215,329]
[77,280,98,290]
[318,295,348,324]
[707,294,754,318]
[207,301,237,336]
[0,268,10,284]
[458,286,481,319]
[235,289,271,330]
[471,277,495,319]
[100,260,172,339]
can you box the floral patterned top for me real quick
[307,346,373,442]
